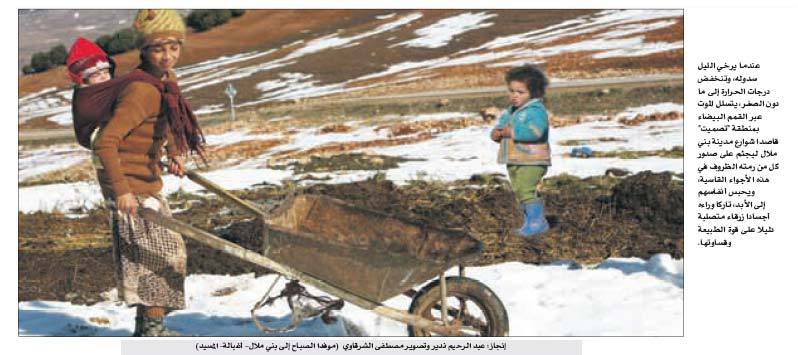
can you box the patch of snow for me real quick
[362,108,682,183]
[18,94,72,123]
[465,9,683,52]
[182,60,294,93]
[347,10,682,84]
[285,13,424,60]
[352,58,449,82]
[204,130,283,147]
[596,20,678,39]
[296,171,379,186]
[176,49,278,77]
[394,12,496,49]
[486,59,545,68]
[18,181,102,213]
[193,104,226,116]
[19,254,681,336]
[18,145,89,182]
[18,168,292,214]
[47,111,73,125]
[593,41,684,59]
[404,111,477,122]
[615,102,684,119]
[552,119,683,153]
[268,125,388,155]
[19,87,57,102]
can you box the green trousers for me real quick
[507,165,548,203]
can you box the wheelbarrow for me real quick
[139,169,509,336]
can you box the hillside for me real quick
[19,9,683,128]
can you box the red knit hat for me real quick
[66,37,111,84]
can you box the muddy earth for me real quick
[19,171,683,304]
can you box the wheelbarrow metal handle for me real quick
[183,169,266,218]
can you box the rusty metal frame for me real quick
[139,169,468,336]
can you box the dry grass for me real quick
[19,233,109,253]
[20,9,682,117]
[20,159,94,187]
[319,123,353,134]
[273,134,434,161]
[619,111,683,126]
[19,117,65,130]
[376,117,484,137]
[19,10,382,96]
[203,138,288,169]
[549,113,614,128]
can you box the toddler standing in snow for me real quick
[489,64,552,239]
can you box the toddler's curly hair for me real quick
[505,64,549,99]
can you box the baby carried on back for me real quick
[67,37,204,159]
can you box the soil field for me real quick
[19,171,683,305]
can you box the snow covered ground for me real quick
[17,103,683,213]
[18,144,88,181]
[17,9,684,338]
[18,254,682,336]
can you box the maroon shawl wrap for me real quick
[71,69,205,159]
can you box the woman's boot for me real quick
[133,306,182,337]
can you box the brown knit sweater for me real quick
[93,74,177,200]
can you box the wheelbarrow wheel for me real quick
[407,276,509,336]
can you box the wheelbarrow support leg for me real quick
[440,273,448,327]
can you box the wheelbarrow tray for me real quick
[263,194,483,303]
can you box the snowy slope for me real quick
[18,9,683,126]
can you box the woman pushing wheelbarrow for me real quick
[73,9,205,336]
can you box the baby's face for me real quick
[85,69,111,86]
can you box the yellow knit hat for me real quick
[133,9,186,47]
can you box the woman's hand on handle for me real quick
[168,156,186,177]
[117,193,139,216]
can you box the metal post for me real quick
[225,83,238,122]
[230,96,236,121]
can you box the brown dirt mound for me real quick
[319,123,353,134]
[19,171,683,305]
[220,171,683,267]
[611,171,684,228]
[376,117,481,137]
[19,117,65,130]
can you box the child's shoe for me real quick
[516,200,550,238]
